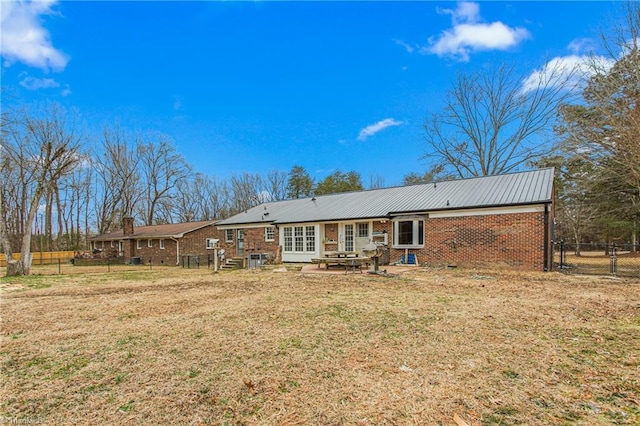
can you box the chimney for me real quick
[123,216,134,236]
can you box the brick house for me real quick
[215,168,555,271]
[89,218,221,266]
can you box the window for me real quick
[225,229,234,242]
[294,226,304,252]
[160,239,165,249]
[137,240,142,249]
[283,226,316,253]
[305,226,315,252]
[357,223,369,238]
[110,241,115,248]
[283,227,293,252]
[265,226,275,242]
[148,239,153,248]
[393,218,424,248]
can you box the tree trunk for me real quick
[6,254,31,276]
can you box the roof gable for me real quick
[217,168,554,226]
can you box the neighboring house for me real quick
[215,168,555,271]
[89,218,220,265]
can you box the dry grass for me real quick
[1,266,639,425]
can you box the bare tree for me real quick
[0,104,83,275]
[229,173,263,213]
[136,134,191,225]
[92,125,142,234]
[423,63,575,178]
[264,169,288,201]
[368,174,386,190]
[58,164,93,250]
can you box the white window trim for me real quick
[206,238,219,249]
[282,225,315,253]
[160,239,165,249]
[225,229,234,242]
[392,217,425,249]
[148,239,153,248]
[265,226,275,242]
[137,240,142,249]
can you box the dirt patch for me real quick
[1,267,639,425]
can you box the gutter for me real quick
[543,204,550,272]
[170,237,180,265]
[387,200,554,217]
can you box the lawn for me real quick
[1,266,639,425]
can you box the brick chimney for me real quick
[123,216,134,236]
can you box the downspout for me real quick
[543,203,550,272]
[171,237,180,265]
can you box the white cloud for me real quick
[522,52,615,94]
[357,118,404,141]
[173,95,183,111]
[567,38,597,55]
[394,38,416,54]
[437,1,480,24]
[427,1,530,62]
[0,0,69,71]
[19,76,59,90]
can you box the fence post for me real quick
[610,243,618,276]
[559,240,565,269]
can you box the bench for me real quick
[311,256,369,272]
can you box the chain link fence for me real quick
[554,241,640,278]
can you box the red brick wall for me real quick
[242,227,280,260]
[128,238,177,265]
[216,226,279,261]
[323,223,339,252]
[125,224,220,265]
[402,211,548,270]
[216,229,237,258]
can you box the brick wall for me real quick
[410,211,548,270]
[130,238,177,265]
[126,224,220,265]
[242,227,280,260]
[216,227,279,261]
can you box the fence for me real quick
[554,242,640,278]
[180,254,222,269]
[0,251,74,267]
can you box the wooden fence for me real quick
[0,251,75,267]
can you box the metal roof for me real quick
[217,168,555,226]
[90,220,218,240]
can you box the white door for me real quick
[341,222,370,253]
[343,224,354,252]
[355,222,371,253]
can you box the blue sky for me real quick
[0,0,619,187]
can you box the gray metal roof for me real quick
[216,168,555,226]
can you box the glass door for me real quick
[343,224,354,252]
[236,230,244,256]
